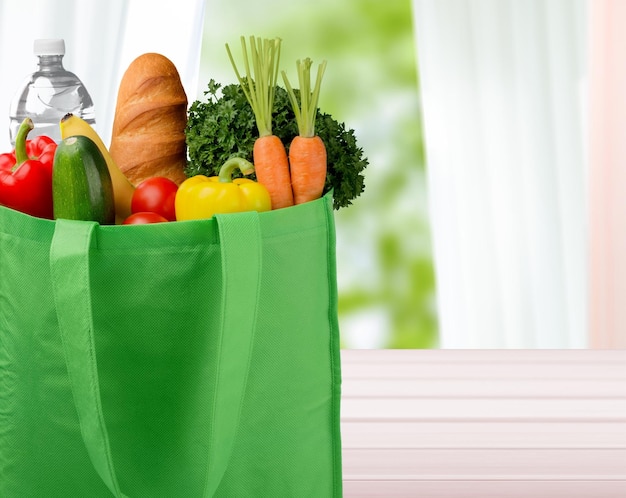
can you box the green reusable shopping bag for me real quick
[0,193,342,497]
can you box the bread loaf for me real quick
[110,53,188,186]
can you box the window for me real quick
[2,0,622,349]
[200,0,437,349]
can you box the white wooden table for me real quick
[340,349,626,497]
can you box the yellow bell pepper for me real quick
[175,157,271,221]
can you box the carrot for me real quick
[281,58,328,204]
[286,135,326,205]
[226,36,294,209]
[252,135,292,208]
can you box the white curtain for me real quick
[0,0,205,150]
[412,0,589,348]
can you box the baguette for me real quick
[110,53,188,186]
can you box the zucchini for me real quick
[52,135,115,224]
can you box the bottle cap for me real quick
[33,39,65,56]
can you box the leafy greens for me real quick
[185,80,367,210]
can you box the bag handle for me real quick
[49,213,262,497]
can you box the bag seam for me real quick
[324,197,343,498]
[0,222,327,249]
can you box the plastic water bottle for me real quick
[8,39,95,145]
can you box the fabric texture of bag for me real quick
[0,193,343,497]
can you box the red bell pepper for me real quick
[0,118,55,219]
[26,135,57,176]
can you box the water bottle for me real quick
[8,39,95,145]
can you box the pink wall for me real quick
[589,0,626,348]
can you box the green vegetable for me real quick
[52,135,115,224]
[185,80,367,210]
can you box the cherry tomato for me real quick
[122,212,169,225]
[131,176,179,221]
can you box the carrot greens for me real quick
[226,35,293,209]
[226,36,282,138]
[282,58,327,138]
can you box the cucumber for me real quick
[52,135,115,224]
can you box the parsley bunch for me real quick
[185,80,367,210]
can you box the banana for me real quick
[60,113,135,224]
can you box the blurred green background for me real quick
[199,0,437,348]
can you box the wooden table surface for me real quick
[340,349,626,497]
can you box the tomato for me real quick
[122,212,169,225]
[131,176,179,221]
